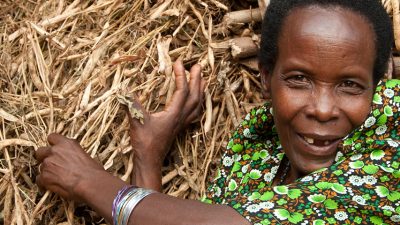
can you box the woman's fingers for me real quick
[36,174,69,198]
[35,146,52,163]
[184,68,205,124]
[36,157,61,193]
[186,64,202,107]
[167,60,189,113]
[35,175,45,192]
[162,61,205,126]
[188,64,202,92]
[184,79,206,125]
[47,133,68,146]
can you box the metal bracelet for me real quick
[113,186,156,225]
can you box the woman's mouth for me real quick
[301,135,340,146]
[297,133,342,156]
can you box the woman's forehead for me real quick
[277,6,377,65]
[274,6,376,82]
[281,6,375,44]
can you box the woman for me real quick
[35,0,399,224]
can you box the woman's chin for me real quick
[291,156,336,178]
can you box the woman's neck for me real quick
[273,158,306,186]
[285,166,303,184]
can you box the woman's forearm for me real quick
[36,134,248,225]
[131,194,250,225]
[78,170,250,225]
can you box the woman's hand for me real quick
[35,133,108,202]
[128,60,204,190]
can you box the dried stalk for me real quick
[392,0,400,50]
[394,57,400,78]
[223,8,263,25]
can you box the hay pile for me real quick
[0,0,398,224]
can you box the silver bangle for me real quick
[114,187,156,225]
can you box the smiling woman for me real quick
[265,6,376,179]
[35,0,399,224]
[205,0,399,224]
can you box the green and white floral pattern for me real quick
[203,79,400,224]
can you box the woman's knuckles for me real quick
[38,170,60,190]
[41,158,57,171]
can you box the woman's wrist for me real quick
[132,158,163,191]
[134,153,163,169]
[75,169,127,222]
[74,169,119,200]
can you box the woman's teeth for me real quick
[302,136,334,146]
[304,137,314,144]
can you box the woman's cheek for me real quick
[339,93,373,130]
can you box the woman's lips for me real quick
[296,133,342,157]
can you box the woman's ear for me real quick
[260,65,271,99]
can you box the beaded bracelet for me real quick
[112,186,156,225]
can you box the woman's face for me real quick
[261,6,376,178]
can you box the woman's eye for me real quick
[285,75,310,87]
[339,80,364,94]
[292,75,307,82]
[341,80,358,88]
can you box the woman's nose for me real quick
[305,89,340,123]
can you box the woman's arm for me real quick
[78,168,249,225]
[130,195,248,225]
[34,61,248,224]
[35,134,250,225]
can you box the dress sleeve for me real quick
[203,103,280,204]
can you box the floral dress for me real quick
[203,79,400,224]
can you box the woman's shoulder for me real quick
[340,79,400,157]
